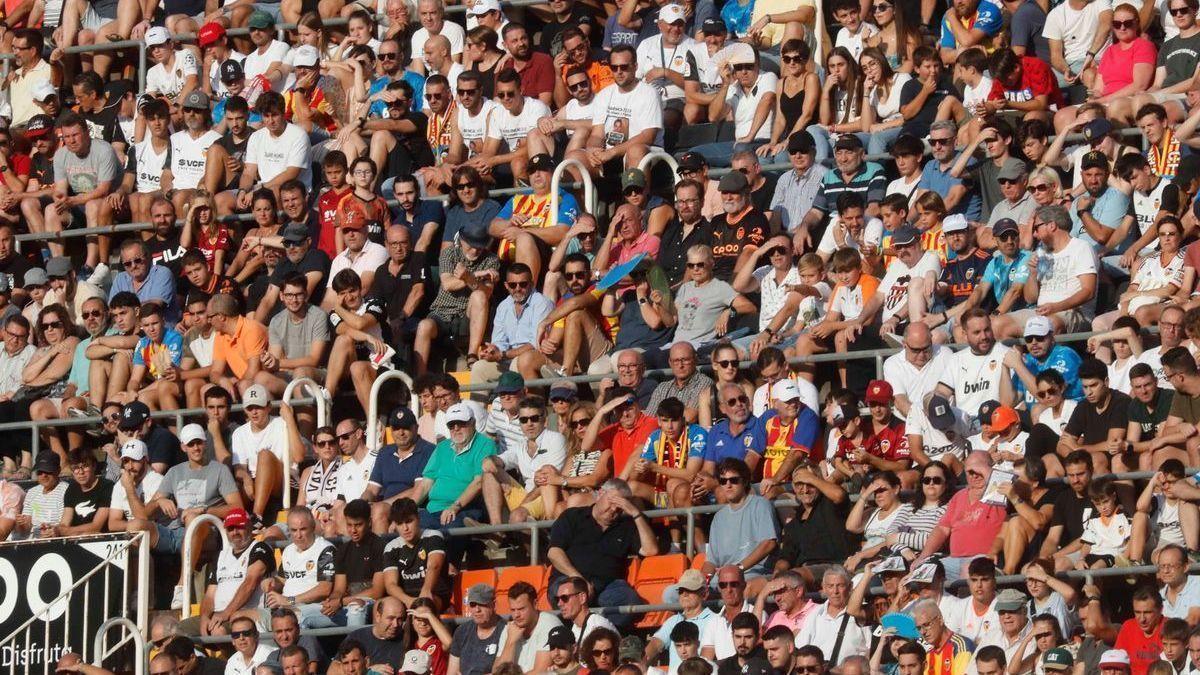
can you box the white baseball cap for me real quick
[659,3,686,23]
[32,80,57,102]
[179,423,206,446]
[120,439,148,461]
[291,44,320,68]
[145,26,171,47]
[1098,650,1131,669]
[243,384,270,408]
[401,650,431,675]
[942,213,969,234]
[1023,315,1054,338]
[771,379,801,403]
[445,403,474,424]
[469,0,501,15]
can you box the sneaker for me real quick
[170,584,186,610]
[89,262,110,285]
[250,513,264,534]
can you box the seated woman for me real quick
[884,461,953,562]
[1054,3,1156,131]
[535,401,610,517]
[806,47,869,162]
[843,471,904,571]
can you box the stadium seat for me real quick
[495,565,549,614]
[690,552,706,570]
[455,569,498,614]
[626,558,640,587]
[674,122,734,151]
[633,554,687,629]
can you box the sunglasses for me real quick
[316,439,336,447]
[572,417,593,427]
[122,257,146,268]
[929,137,954,146]
[998,232,1019,242]
[725,395,749,406]
[1170,4,1193,14]
[447,420,471,430]
[715,359,738,369]
[518,414,542,424]
[231,630,256,639]
[82,309,105,319]
[592,648,616,657]
[1024,335,1049,343]
[717,580,743,588]
[718,476,742,485]
[1112,18,1137,28]
[495,91,517,99]
[611,63,634,71]
[379,52,399,60]
[997,177,1022,185]
[1035,389,1058,399]
[459,87,479,95]
[1028,183,1052,194]
[872,2,892,8]
[506,280,531,289]
[732,63,754,72]
[1034,632,1054,640]
[921,475,945,485]
[686,261,707,269]
[41,320,63,330]
[454,183,475,191]
[781,54,804,64]
[337,431,358,441]
[568,80,590,91]
[555,593,578,603]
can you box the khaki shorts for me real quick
[1007,307,1089,335]
[505,485,549,520]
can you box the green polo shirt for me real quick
[422,431,497,513]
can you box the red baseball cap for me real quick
[223,508,250,529]
[198,21,226,48]
[864,380,894,404]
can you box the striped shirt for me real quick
[925,633,974,675]
[887,503,947,553]
[484,402,526,458]
[20,481,67,539]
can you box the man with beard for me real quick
[162,91,222,216]
[531,65,599,166]
[500,23,555,106]
[926,215,993,342]
[184,508,274,636]
[715,614,768,675]
[143,199,187,274]
[361,80,436,186]
[206,94,252,216]
[1006,204,1099,336]
[573,45,663,175]
[699,567,755,661]
[489,153,577,282]
[794,135,886,253]
[391,174,445,253]
[934,309,1032,424]
[445,72,498,176]
[525,253,615,379]
[1015,315,1082,405]
[552,29,612,108]
[416,75,456,195]
[471,263,553,385]
[1072,150,1133,257]
[370,226,428,367]
[469,69,552,185]
[708,167,769,283]
[1056,359,1131,474]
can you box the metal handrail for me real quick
[638,150,680,184]
[180,514,230,620]
[92,617,145,675]
[280,378,330,509]
[551,158,595,215]
[366,369,415,453]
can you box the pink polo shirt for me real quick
[939,487,1006,557]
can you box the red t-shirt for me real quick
[987,56,1065,109]
[417,636,448,675]
[8,153,31,178]
[1115,618,1164,675]
[515,52,556,100]
[862,417,910,462]
[598,414,658,476]
[938,488,1007,557]
[316,186,352,258]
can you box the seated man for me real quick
[469,69,552,187]
[469,262,555,386]
[261,506,336,629]
[183,508,274,636]
[308,499,387,629]
[207,292,269,399]
[125,303,185,411]
[479,395,567,525]
[383,498,452,611]
[522,252,614,380]
[231,386,305,526]
[256,273,330,397]
[109,239,178,323]
[39,113,120,266]
[411,403,496,529]
[361,408,435,533]
[84,291,140,410]
[253,223,331,323]
[324,269,390,414]
[487,153,576,281]
[105,439,164,534]
[52,447,113,537]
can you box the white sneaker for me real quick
[170,584,186,610]
[88,262,110,285]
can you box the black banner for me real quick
[0,533,136,671]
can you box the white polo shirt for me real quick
[700,602,756,660]
[793,602,871,663]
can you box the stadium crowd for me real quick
[6,0,1200,672]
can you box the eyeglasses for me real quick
[495,90,517,99]
[518,414,542,424]
[715,359,738,369]
[316,439,336,447]
[929,137,954,146]
[725,395,749,406]
[337,430,358,441]
[966,470,984,478]
[122,257,146,268]
[231,630,256,639]
[4,330,27,339]
[1112,18,1137,29]
[82,310,105,319]
[718,476,742,485]
[921,475,945,485]
[447,420,471,430]
[906,343,932,354]
[506,280,531,289]
[1170,4,1193,14]
[685,261,707,269]
[572,417,593,427]
[41,320,63,331]
[455,183,475,191]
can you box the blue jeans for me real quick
[298,600,372,629]
[806,125,870,164]
[549,576,643,630]
[419,506,485,563]
[867,126,904,157]
[688,139,769,168]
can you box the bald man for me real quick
[56,653,115,675]
[421,35,463,97]
[646,342,715,425]
[882,322,952,420]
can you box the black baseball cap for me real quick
[220,59,244,84]
[389,406,417,429]
[701,17,727,34]
[1081,150,1109,172]
[787,130,815,154]
[677,152,707,172]
[529,154,555,173]
[119,401,152,430]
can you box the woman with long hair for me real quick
[19,304,81,470]
[866,0,920,71]
[181,191,230,276]
[844,471,904,570]
[1032,369,1079,436]
[758,39,820,162]
[860,47,911,156]
[536,400,610,517]
[1009,611,1075,674]
[464,26,504,99]
[296,12,335,61]
[704,342,756,426]
[885,460,952,561]
[227,188,282,283]
[806,46,868,162]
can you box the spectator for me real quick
[383,498,451,611]
[793,567,871,664]
[496,581,564,672]
[184,508,274,637]
[699,458,778,596]
[648,342,716,423]
[1057,358,1132,473]
[343,598,410,672]
[362,408,434,532]
[413,403,495,528]
[449,584,507,675]
[16,452,67,539]
[915,452,1007,582]
[225,617,272,675]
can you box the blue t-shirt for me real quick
[369,439,435,499]
[1070,188,1131,253]
[705,415,766,464]
[982,249,1032,308]
[939,0,1003,48]
[918,157,983,222]
[132,329,184,370]
[1015,345,1083,405]
[640,424,708,464]
[392,199,447,242]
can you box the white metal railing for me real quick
[179,515,230,620]
[0,532,148,675]
[550,158,595,216]
[280,378,332,509]
[366,369,416,454]
[638,150,680,183]
[91,618,145,675]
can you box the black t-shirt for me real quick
[709,209,769,282]
[218,133,249,191]
[1129,389,1174,441]
[899,75,956,138]
[385,112,435,177]
[146,235,187,274]
[548,506,640,591]
[658,217,712,287]
[370,252,428,328]
[540,6,595,54]
[81,107,126,146]
[615,287,673,351]
[778,495,850,566]
[0,253,32,291]
[384,530,450,601]
[1050,487,1091,544]
[29,153,53,187]
[347,625,409,667]
[335,532,388,590]
[145,424,185,468]
[1064,390,1132,445]
[751,174,777,214]
[269,248,332,313]
[64,477,114,526]
[450,619,507,675]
